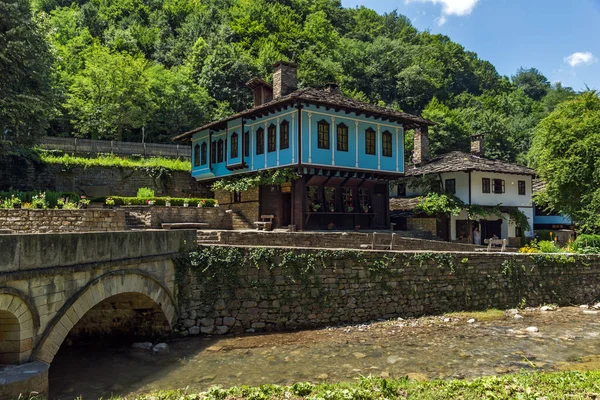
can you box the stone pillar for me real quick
[273,61,297,99]
[412,125,429,165]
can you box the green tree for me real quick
[512,67,550,101]
[530,92,600,232]
[0,0,54,144]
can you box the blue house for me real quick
[174,61,432,230]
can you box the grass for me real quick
[443,308,505,322]
[92,371,600,400]
[38,151,191,171]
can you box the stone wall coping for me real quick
[0,230,197,273]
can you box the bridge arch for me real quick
[31,270,176,364]
[0,288,40,364]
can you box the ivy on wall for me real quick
[211,168,301,192]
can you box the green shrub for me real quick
[108,196,217,207]
[536,240,562,253]
[137,187,155,198]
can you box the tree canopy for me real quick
[529,92,600,232]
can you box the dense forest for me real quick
[1,0,579,163]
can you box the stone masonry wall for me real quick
[0,209,126,233]
[215,230,476,251]
[176,247,600,336]
[214,188,260,223]
[0,155,210,198]
[125,206,233,229]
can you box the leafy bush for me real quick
[536,240,562,253]
[137,187,155,198]
[38,151,190,171]
[573,234,600,252]
[0,189,78,208]
[102,196,217,207]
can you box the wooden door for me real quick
[281,193,292,227]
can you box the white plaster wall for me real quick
[470,171,533,207]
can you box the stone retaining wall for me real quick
[215,230,476,251]
[176,247,600,336]
[125,206,233,229]
[0,209,126,233]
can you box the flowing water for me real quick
[49,307,600,399]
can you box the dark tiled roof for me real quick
[532,179,545,193]
[389,196,422,211]
[174,87,433,142]
[404,151,535,177]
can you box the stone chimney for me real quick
[470,134,485,157]
[273,61,297,99]
[412,126,430,165]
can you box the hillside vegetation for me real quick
[0,0,577,164]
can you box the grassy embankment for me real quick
[38,152,191,171]
[100,371,600,400]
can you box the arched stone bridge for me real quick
[0,230,195,397]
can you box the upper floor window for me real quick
[482,178,490,193]
[268,124,276,152]
[280,120,289,150]
[337,123,348,152]
[382,130,392,157]
[256,128,264,155]
[211,141,216,164]
[217,139,224,163]
[518,180,526,195]
[193,144,200,167]
[365,128,376,155]
[200,142,207,165]
[445,178,456,194]
[244,131,249,157]
[493,178,505,194]
[230,132,238,159]
[317,120,330,149]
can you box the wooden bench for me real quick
[161,222,209,229]
[254,215,274,231]
[360,232,396,250]
[485,238,507,252]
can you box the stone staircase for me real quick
[197,230,220,245]
[231,211,253,230]
[124,211,149,230]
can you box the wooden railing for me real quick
[38,137,191,159]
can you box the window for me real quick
[317,120,330,149]
[482,178,490,193]
[382,131,392,157]
[358,188,371,213]
[217,139,224,163]
[256,128,264,154]
[244,131,249,157]
[268,124,276,152]
[493,178,505,194]
[396,183,406,197]
[193,144,200,167]
[211,141,216,164]
[280,120,289,150]
[518,180,526,195]
[336,123,348,152]
[365,128,376,155]
[230,132,238,159]
[445,178,456,194]
[200,142,207,165]
[233,191,242,203]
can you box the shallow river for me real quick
[49,306,600,399]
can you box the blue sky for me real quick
[340,0,600,91]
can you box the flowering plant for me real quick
[105,197,115,206]
[328,222,334,230]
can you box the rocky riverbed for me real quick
[49,306,600,399]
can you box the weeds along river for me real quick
[49,306,600,399]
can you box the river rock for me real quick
[467,318,476,324]
[316,373,329,380]
[183,319,196,328]
[526,326,539,333]
[387,355,403,364]
[189,326,200,335]
[200,318,215,327]
[152,343,169,353]
[200,326,215,334]
[580,304,589,309]
[214,299,226,311]
[380,371,390,378]
[132,342,153,350]
[252,322,266,329]
[540,305,554,312]
[215,326,229,335]
[223,317,236,326]
[593,303,600,310]
[583,310,599,315]
[514,314,524,319]
[443,317,450,322]
[353,352,367,359]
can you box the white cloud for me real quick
[406,0,480,22]
[564,52,597,67]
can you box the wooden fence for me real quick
[38,137,191,159]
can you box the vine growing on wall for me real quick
[211,168,301,192]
